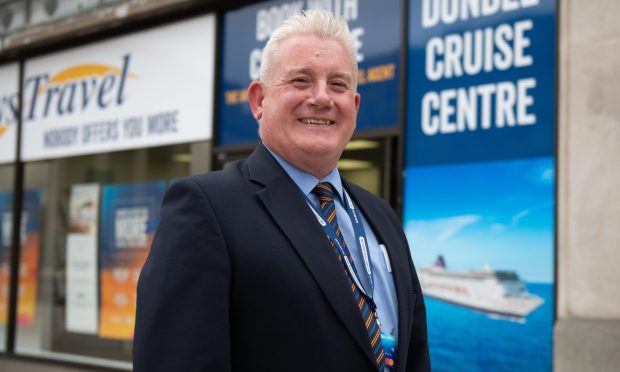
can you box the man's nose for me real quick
[308,81,332,108]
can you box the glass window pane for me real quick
[16,142,210,367]
[29,0,99,26]
[0,1,27,33]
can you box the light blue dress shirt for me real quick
[265,146,399,368]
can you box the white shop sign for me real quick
[21,14,215,161]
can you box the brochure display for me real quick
[98,181,166,340]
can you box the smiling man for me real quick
[134,10,430,372]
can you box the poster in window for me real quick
[99,181,165,340]
[66,183,100,334]
[0,190,42,326]
[0,191,12,325]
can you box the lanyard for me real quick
[302,188,376,305]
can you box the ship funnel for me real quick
[434,255,446,268]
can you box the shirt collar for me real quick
[264,144,344,201]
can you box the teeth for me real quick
[299,118,334,125]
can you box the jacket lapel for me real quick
[247,144,377,366]
[344,182,415,372]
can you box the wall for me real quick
[556,0,620,371]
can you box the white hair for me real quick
[259,9,358,88]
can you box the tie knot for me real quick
[314,182,336,201]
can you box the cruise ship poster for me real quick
[403,158,555,372]
[405,0,557,369]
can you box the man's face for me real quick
[249,34,360,177]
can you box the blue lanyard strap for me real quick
[342,190,375,294]
[302,188,376,303]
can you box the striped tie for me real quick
[313,182,385,370]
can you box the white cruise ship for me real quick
[419,256,543,318]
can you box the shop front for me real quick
[7,14,216,369]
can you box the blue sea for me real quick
[425,283,554,372]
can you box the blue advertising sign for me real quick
[406,0,556,166]
[219,0,402,145]
[404,1,557,371]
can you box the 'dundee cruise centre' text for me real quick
[419,0,541,137]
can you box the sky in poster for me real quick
[403,157,554,283]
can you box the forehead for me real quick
[273,34,355,75]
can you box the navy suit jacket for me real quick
[133,143,430,372]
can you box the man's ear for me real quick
[248,80,265,120]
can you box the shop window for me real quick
[15,142,210,368]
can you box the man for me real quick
[134,9,430,372]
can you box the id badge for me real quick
[380,332,397,368]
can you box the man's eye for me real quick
[331,81,348,89]
[292,78,310,84]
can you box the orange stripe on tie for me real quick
[371,328,381,346]
[375,349,385,365]
[327,209,336,223]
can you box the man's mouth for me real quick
[298,118,335,126]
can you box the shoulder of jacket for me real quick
[192,159,248,183]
